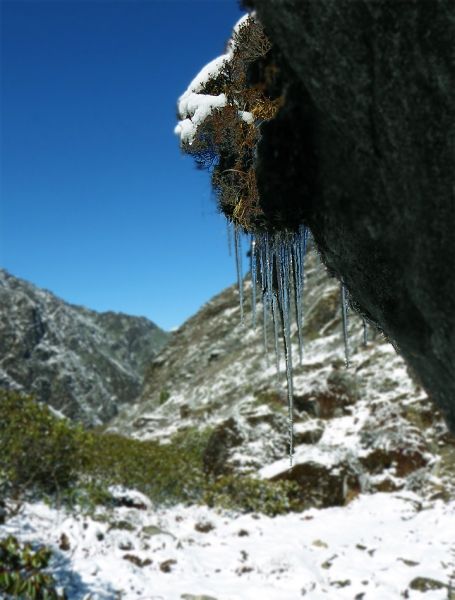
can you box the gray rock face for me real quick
[0,270,170,427]
[243,0,455,433]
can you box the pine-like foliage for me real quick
[180,16,281,232]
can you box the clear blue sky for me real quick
[1,0,249,331]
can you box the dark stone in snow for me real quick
[244,0,455,433]
[202,416,245,477]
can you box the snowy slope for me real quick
[106,250,454,506]
[2,489,454,599]
[0,270,170,427]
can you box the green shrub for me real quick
[82,427,212,506]
[202,474,302,517]
[0,390,92,501]
[0,535,64,599]
[252,389,287,414]
[158,389,171,405]
[0,390,304,518]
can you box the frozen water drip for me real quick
[229,222,312,466]
[234,226,244,325]
[341,284,350,368]
[251,236,257,330]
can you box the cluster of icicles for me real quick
[228,222,368,468]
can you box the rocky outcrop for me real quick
[243,0,455,433]
[0,270,170,427]
[107,250,454,509]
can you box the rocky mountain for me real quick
[107,249,454,508]
[0,270,170,427]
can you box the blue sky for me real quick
[1,0,249,331]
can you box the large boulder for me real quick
[260,446,362,509]
[243,0,455,434]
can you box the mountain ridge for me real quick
[0,268,170,427]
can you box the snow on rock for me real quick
[174,13,253,145]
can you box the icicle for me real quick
[258,239,269,366]
[271,293,281,384]
[276,236,294,467]
[251,236,257,330]
[341,284,350,368]
[262,296,269,367]
[264,231,275,316]
[293,228,307,365]
[363,318,368,347]
[234,226,244,325]
[227,219,232,256]
[302,225,308,261]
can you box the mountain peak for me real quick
[0,270,170,427]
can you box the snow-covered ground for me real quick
[2,489,454,600]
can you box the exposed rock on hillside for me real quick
[242,0,455,434]
[0,270,170,427]
[107,251,454,509]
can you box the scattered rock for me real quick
[398,558,419,567]
[122,554,152,568]
[293,419,325,445]
[108,520,135,532]
[321,555,337,569]
[160,559,177,573]
[236,566,254,575]
[59,533,70,551]
[202,417,245,477]
[301,582,316,596]
[0,500,7,525]
[109,486,151,511]
[141,525,175,539]
[330,580,351,588]
[180,404,191,419]
[409,577,447,592]
[369,474,404,493]
[118,540,134,551]
[265,452,361,509]
[194,521,215,534]
[293,369,359,420]
[244,406,286,428]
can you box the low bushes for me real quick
[0,390,301,517]
[83,427,210,506]
[203,474,302,517]
[0,535,64,599]
[0,390,90,502]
